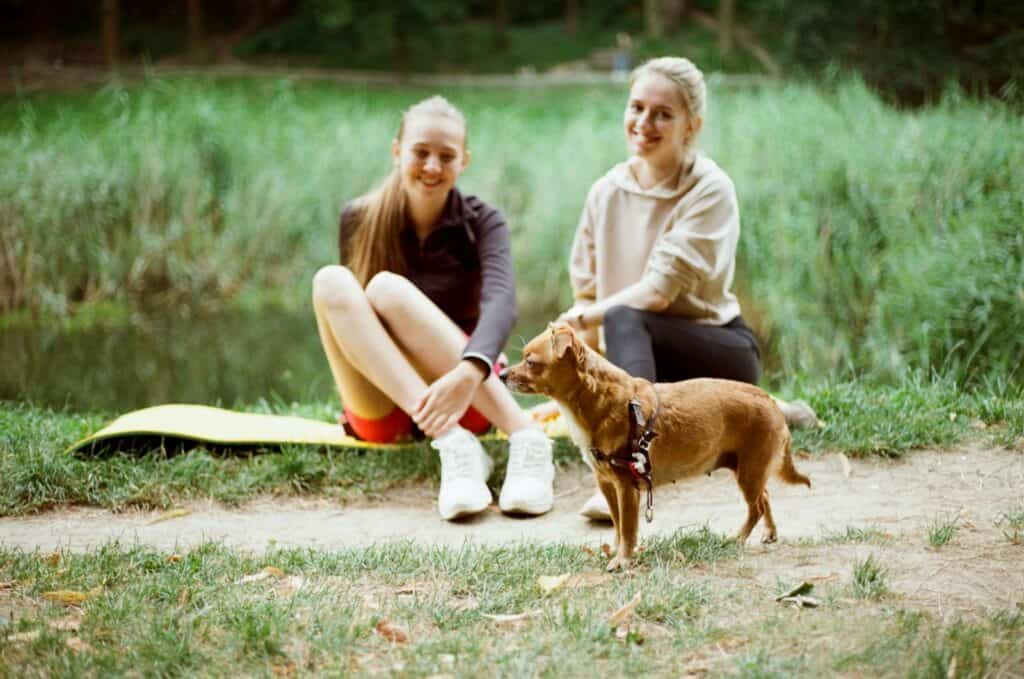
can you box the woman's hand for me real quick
[412,360,485,438]
[556,304,588,331]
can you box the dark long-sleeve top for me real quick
[339,187,518,372]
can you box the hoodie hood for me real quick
[607,155,705,200]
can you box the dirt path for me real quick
[2,445,1022,617]
[1,444,1020,552]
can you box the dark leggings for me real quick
[603,306,760,384]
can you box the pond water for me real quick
[1,310,552,413]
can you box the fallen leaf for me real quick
[481,610,542,624]
[600,543,613,558]
[270,660,296,677]
[580,546,598,557]
[147,508,192,525]
[449,595,479,612]
[0,580,15,593]
[6,630,41,643]
[43,590,90,605]
[177,588,190,606]
[65,636,94,653]
[608,591,642,627]
[836,452,852,479]
[166,554,183,563]
[776,582,814,601]
[48,616,81,632]
[41,552,60,567]
[780,595,821,608]
[394,581,431,596]
[374,620,409,643]
[237,567,286,584]
[537,574,571,594]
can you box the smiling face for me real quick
[392,113,469,206]
[624,72,697,168]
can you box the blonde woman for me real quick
[557,57,817,519]
[312,96,554,521]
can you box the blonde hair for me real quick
[630,57,706,151]
[347,96,467,286]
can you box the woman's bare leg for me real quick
[364,271,533,435]
[311,265,430,416]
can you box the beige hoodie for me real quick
[569,153,741,326]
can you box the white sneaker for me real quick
[499,428,555,515]
[579,490,612,521]
[432,426,493,520]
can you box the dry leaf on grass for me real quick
[775,582,814,601]
[41,552,60,567]
[270,659,297,677]
[65,636,94,654]
[538,572,610,594]
[0,580,15,593]
[43,590,91,605]
[146,508,192,525]
[177,588,190,606]
[237,566,287,584]
[6,630,42,643]
[374,620,410,644]
[608,591,642,627]
[166,554,183,563]
[600,543,613,558]
[778,595,821,608]
[449,595,479,612]
[481,610,542,624]
[48,616,81,632]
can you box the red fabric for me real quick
[341,353,508,444]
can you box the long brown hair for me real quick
[347,96,467,286]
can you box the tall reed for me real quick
[2,76,1020,384]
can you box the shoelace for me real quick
[434,436,479,483]
[507,439,549,477]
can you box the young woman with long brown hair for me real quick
[312,96,554,521]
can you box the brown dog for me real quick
[503,323,810,571]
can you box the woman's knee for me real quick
[604,305,646,334]
[365,271,417,316]
[311,265,362,311]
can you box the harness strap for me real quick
[590,381,660,523]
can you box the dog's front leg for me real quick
[607,481,640,572]
[597,476,621,552]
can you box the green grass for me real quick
[1,541,1021,677]
[2,76,1023,387]
[926,512,961,548]
[2,369,1021,515]
[996,505,1024,545]
[851,554,889,600]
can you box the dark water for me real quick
[1,310,550,413]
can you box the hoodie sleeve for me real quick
[568,184,600,303]
[643,174,739,302]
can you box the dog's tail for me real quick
[778,435,811,488]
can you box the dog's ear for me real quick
[550,323,577,360]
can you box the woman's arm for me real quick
[558,279,669,333]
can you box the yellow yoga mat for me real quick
[67,403,402,454]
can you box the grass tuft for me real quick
[851,554,889,600]
[926,512,961,548]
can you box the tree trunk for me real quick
[644,0,663,40]
[494,0,508,50]
[718,0,735,56]
[101,0,119,68]
[187,0,205,56]
[566,0,579,36]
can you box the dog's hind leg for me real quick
[735,465,767,543]
[758,491,777,544]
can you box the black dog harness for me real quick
[590,382,660,523]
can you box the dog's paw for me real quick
[606,556,632,572]
[761,532,778,545]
